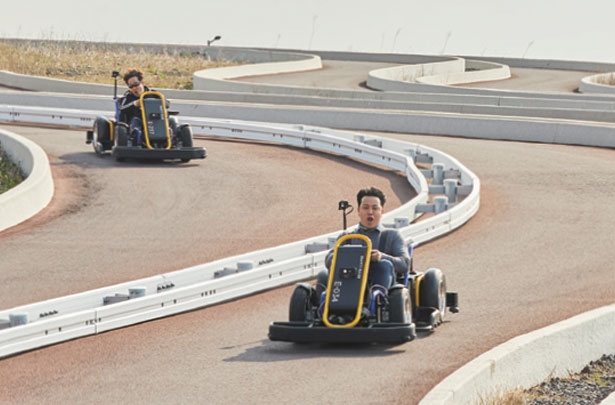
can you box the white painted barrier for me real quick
[0,107,479,358]
[579,72,615,95]
[0,128,54,232]
[3,100,615,149]
[193,52,322,93]
[367,58,511,91]
[420,305,615,405]
[415,60,511,86]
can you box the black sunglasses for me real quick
[128,81,141,89]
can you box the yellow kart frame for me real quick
[139,91,172,150]
[323,234,371,328]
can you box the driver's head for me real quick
[357,187,386,229]
[123,68,145,97]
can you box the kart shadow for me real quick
[58,151,202,169]
[222,338,410,363]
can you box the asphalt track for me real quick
[0,63,614,403]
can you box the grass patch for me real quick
[595,73,615,86]
[0,146,25,194]
[0,39,241,90]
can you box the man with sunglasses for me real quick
[119,68,151,139]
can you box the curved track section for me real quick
[0,47,614,403]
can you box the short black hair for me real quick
[357,187,386,206]
[123,68,144,84]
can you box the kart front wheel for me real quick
[420,268,447,323]
[177,125,194,148]
[289,286,311,322]
[116,125,129,147]
[389,287,412,324]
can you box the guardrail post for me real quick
[406,149,416,162]
[434,196,448,214]
[432,163,444,186]
[444,179,458,203]
[9,313,28,327]
[237,261,254,272]
[129,287,147,298]
[394,217,410,228]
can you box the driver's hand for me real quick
[370,250,382,262]
[134,100,140,108]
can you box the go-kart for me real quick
[86,71,206,162]
[268,233,459,344]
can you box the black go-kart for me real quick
[268,233,459,344]
[86,71,206,162]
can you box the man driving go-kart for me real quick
[317,187,411,306]
[268,186,459,344]
[119,68,150,137]
[86,68,206,162]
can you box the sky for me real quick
[1,0,615,62]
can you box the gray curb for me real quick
[0,128,54,232]
[420,305,615,404]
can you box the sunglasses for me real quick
[128,81,141,89]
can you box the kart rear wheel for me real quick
[389,287,412,324]
[420,268,447,323]
[289,286,311,322]
[92,117,112,154]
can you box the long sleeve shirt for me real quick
[118,86,151,124]
[324,223,411,275]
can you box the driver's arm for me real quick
[379,231,411,274]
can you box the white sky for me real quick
[1,0,614,62]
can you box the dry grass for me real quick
[0,39,241,90]
[595,73,615,86]
[476,387,529,405]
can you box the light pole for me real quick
[522,40,535,58]
[440,31,452,55]
[392,28,402,52]
[207,35,221,47]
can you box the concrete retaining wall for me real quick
[579,72,615,94]
[416,60,511,85]
[193,52,322,93]
[420,305,615,405]
[0,128,53,232]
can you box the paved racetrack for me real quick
[0,61,614,403]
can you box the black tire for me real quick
[92,117,112,154]
[389,287,412,324]
[289,286,311,322]
[116,124,129,147]
[177,124,194,148]
[168,116,179,137]
[419,268,447,322]
[314,271,328,306]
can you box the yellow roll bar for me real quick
[139,91,171,150]
[323,234,372,328]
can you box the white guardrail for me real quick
[0,105,479,359]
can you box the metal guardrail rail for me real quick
[0,106,479,358]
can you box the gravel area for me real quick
[524,354,615,405]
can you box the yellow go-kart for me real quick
[86,71,206,162]
[268,235,459,344]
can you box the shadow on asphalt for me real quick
[221,331,433,363]
[57,151,202,169]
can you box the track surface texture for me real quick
[0,61,614,403]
